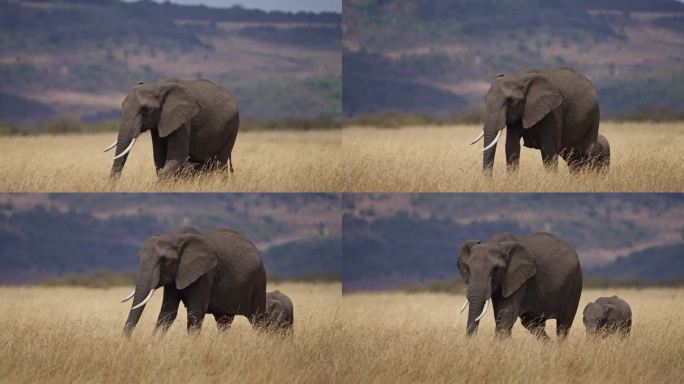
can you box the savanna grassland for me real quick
[0,283,340,384]
[337,288,684,383]
[341,122,684,192]
[0,130,341,192]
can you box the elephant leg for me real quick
[224,126,238,174]
[180,276,212,334]
[520,313,550,340]
[151,129,168,173]
[560,149,583,175]
[215,314,235,331]
[492,291,522,339]
[556,318,573,339]
[154,286,181,334]
[505,128,521,173]
[158,123,191,179]
[540,147,558,171]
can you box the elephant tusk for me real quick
[469,131,485,145]
[131,288,155,310]
[103,140,117,153]
[113,138,136,160]
[460,299,468,313]
[481,130,502,152]
[120,290,135,303]
[475,299,488,322]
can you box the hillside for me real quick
[342,194,684,291]
[587,242,684,282]
[342,0,684,118]
[0,0,341,124]
[0,193,341,284]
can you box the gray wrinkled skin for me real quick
[123,226,266,337]
[583,296,632,337]
[110,78,239,180]
[265,290,294,334]
[479,67,609,176]
[457,232,583,339]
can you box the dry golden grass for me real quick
[341,122,684,191]
[0,283,340,384]
[338,288,684,383]
[0,130,341,192]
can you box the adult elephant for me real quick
[121,227,266,336]
[470,67,608,175]
[104,78,239,179]
[457,232,582,339]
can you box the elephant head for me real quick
[121,232,218,336]
[583,301,618,336]
[105,80,201,179]
[457,239,536,335]
[471,71,562,175]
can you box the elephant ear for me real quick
[522,76,562,129]
[158,84,200,138]
[499,241,537,298]
[175,234,218,290]
[457,240,480,283]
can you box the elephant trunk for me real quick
[465,282,489,336]
[110,115,141,180]
[123,268,157,337]
[482,104,506,176]
[482,129,498,176]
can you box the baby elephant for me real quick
[265,290,294,334]
[583,296,632,336]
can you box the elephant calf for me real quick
[583,296,632,336]
[265,290,294,333]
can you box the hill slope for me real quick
[0,193,341,284]
[0,0,341,123]
[342,0,684,118]
[342,194,684,291]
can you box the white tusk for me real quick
[481,130,502,152]
[113,138,136,160]
[103,140,117,152]
[475,299,489,321]
[120,290,135,303]
[469,131,485,145]
[460,299,468,313]
[131,288,155,310]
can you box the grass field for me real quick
[1,285,681,383]
[0,283,340,383]
[341,122,684,192]
[0,130,341,192]
[338,288,684,383]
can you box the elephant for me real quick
[457,232,583,339]
[470,67,608,175]
[265,290,294,333]
[583,296,632,336]
[120,226,266,336]
[104,78,239,180]
[594,134,610,171]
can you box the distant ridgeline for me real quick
[0,195,341,284]
[342,0,684,120]
[0,0,341,127]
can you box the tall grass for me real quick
[341,122,684,192]
[338,288,684,383]
[0,130,342,192]
[0,283,341,383]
